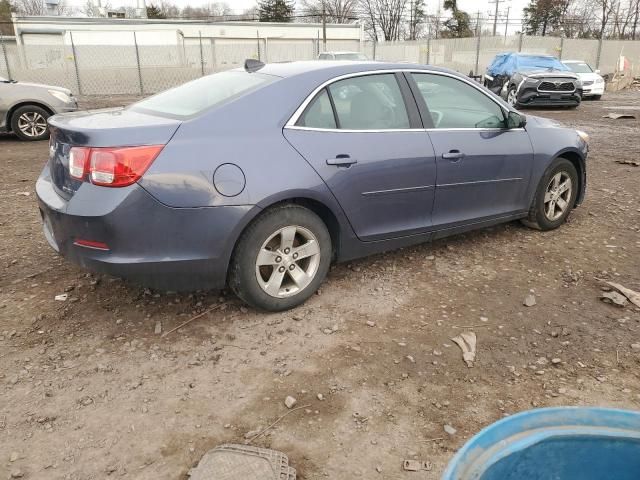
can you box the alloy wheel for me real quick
[507,89,517,106]
[255,225,321,298]
[544,172,573,221]
[17,111,47,138]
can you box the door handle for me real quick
[326,155,358,167]
[442,150,466,161]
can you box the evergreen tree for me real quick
[258,0,294,22]
[146,3,166,18]
[523,0,568,36]
[442,0,472,38]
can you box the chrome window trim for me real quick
[286,125,525,133]
[284,68,517,132]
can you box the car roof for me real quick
[322,51,363,55]
[251,60,454,79]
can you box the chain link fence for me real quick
[0,32,638,96]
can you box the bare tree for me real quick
[597,0,617,37]
[299,0,358,23]
[14,0,46,15]
[358,0,408,41]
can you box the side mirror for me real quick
[507,111,526,129]
[595,69,601,74]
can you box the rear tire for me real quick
[11,105,50,141]
[229,204,332,312]
[522,158,579,231]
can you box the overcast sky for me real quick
[67,0,531,31]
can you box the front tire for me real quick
[593,95,602,100]
[522,158,579,231]
[11,105,50,141]
[507,86,518,107]
[229,204,332,312]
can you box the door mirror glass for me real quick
[506,111,526,129]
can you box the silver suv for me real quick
[1,76,78,141]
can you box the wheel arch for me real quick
[225,194,346,285]
[555,148,586,206]
[6,101,55,132]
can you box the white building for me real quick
[4,16,363,94]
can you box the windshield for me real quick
[132,71,277,118]
[335,53,368,61]
[564,62,593,73]
[516,55,569,72]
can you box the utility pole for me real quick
[322,1,327,50]
[504,6,510,39]
[410,0,415,40]
[475,10,481,36]
[488,0,504,36]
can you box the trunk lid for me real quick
[48,108,181,199]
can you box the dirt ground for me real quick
[1,90,640,480]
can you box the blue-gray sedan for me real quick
[37,60,589,311]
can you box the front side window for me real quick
[412,73,506,129]
[327,74,410,130]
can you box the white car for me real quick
[562,60,605,100]
[318,51,368,61]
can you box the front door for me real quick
[408,72,534,228]
[284,72,437,242]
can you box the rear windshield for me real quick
[131,71,277,118]
[565,62,593,73]
[335,53,368,61]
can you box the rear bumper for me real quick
[36,165,253,291]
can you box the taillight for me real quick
[68,145,164,187]
[69,147,90,180]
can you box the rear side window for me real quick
[132,71,276,118]
[412,73,505,129]
[297,89,337,129]
[328,74,410,130]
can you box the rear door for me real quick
[284,72,437,242]
[407,72,534,229]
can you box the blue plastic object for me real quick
[442,407,640,480]
[486,53,570,76]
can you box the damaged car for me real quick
[484,53,582,108]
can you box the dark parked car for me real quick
[37,60,589,311]
[484,53,582,108]
[1,75,78,141]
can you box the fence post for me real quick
[133,32,144,95]
[69,32,82,96]
[518,33,524,52]
[558,37,564,59]
[474,34,481,76]
[198,31,205,76]
[256,30,261,61]
[211,38,217,72]
[0,32,11,80]
[426,37,431,65]
[595,37,604,69]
